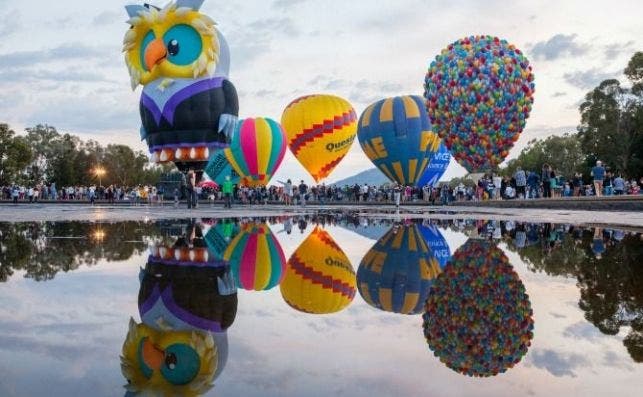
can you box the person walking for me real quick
[222,175,233,208]
[591,160,605,197]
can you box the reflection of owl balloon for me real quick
[123,0,239,176]
[424,35,535,172]
[357,95,441,185]
[418,223,451,268]
[422,240,534,377]
[223,222,287,291]
[224,118,287,187]
[280,227,356,313]
[416,142,451,187]
[281,95,357,182]
[357,223,443,314]
[121,220,237,396]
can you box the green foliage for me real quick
[503,134,585,178]
[448,176,476,188]
[0,123,33,185]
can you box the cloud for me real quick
[563,321,603,341]
[0,43,113,68]
[551,91,567,98]
[92,10,121,26]
[529,34,588,61]
[563,68,617,90]
[528,349,590,377]
[0,9,20,37]
[272,0,308,10]
[227,17,299,69]
[0,68,113,83]
[603,40,636,59]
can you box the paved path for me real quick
[1,203,642,230]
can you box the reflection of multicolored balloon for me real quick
[357,223,442,314]
[423,240,534,377]
[416,142,451,187]
[424,35,535,172]
[224,117,287,187]
[224,222,286,291]
[357,95,441,185]
[280,226,356,313]
[281,94,357,182]
[418,223,451,268]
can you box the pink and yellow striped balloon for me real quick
[223,222,287,291]
[224,117,287,187]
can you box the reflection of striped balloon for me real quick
[357,224,442,314]
[280,226,356,314]
[357,95,441,185]
[224,117,287,187]
[281,94,357,182]
[223,223,286,291]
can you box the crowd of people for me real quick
[2,160,641,206]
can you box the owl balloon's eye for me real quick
[168,39,179,56]
[160,343,201,385]
[163,24,202,66]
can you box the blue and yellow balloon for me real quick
[357,95,441,185]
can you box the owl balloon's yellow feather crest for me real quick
[121,318,218,396]
[123,1,219,89]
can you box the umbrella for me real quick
[198,180,218,189]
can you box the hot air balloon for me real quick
[223,222,287,291]
[281,94,357,182]
[416,142,451,187]
[203,218,241,262]
[422,240,534,377]
[357,223,443,315]
[424,35,535,173]
[123,0,239,180]
[418,223,451,268]
[280,226,356,314]
[357,95,441,185]
[204,150,241,186]
[122,220,237,396]
[224,117,287,187]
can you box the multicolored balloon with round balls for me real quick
[280,226,356,314]
[422,239,534,377]
[424,35,535,173]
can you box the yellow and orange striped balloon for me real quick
[281,94,357,182]
[280,226,356,314]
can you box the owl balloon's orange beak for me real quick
[141,338,164,371]
[144,38,167,71]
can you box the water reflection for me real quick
[122,220,237,396]
[423,239,534,376]
[280,226,356,314]
[357,223,443,314]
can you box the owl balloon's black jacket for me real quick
[139,77,239,151]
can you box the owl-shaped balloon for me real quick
[123,0,239,174]
[121,220,237,396]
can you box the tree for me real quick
[0,123,33,184]
[103,144,149,186]
[502,133,585,178]
[578,53,643,178]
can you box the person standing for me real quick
[603,170,613,196]
[186,169,196,209]
[591,160,605,197]
[222,175,233,208]
[514,167,527,199]
[541,164,552,198]
[298,180,308,207]
[613,173,625,195]
[394,184,402,207]
[572,172,582,197]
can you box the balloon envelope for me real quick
[416,142,451,187]
[357,223,443,314]
[224,117,287,187]
[422,240,534,377]
[224,222,287,291]
[424,35,535,173]
[357,95,441,185]
[204,149,241,186]
[418,223,451,268]
[280,226,356,314]
[281,94,357,182]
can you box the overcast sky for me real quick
[0,0,641,183]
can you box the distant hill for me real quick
[331,168,390,186]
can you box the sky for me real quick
[0,0,641,183]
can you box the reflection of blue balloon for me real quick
[419,224,451,268]
[357,224,443,314]
[357,96,441,185]
[416,143,450,187]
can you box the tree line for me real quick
[504,52,642,180]
[0,123,173,187]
